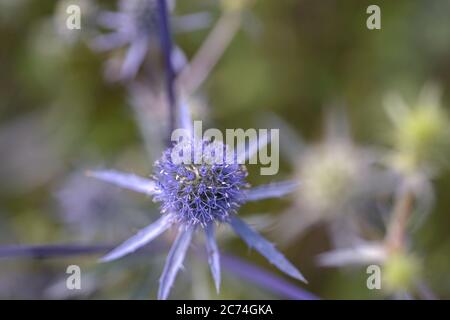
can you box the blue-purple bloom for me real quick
[91,0,160,80]
[91,0,210,80]
[153,140,248,227]
[88,137,306,299]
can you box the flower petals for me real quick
[90,32,129,52]
[87,170,159,196]
[172,12,212,33]
[229,216,307,283]
[158,226,194,300]
[316,243,386,267]
[222,254,318,300]
[244,180,299,202]
[101,214,173,262]
[120,37,150,80]
[205,223,221,293]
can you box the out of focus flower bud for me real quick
[382,251,421,293]
[385,85,450,175]
[297,144,364,217]
[276,110,386,244]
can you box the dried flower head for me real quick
[298,143,364,217]
[276,109,380,244]
[385,85,450,175]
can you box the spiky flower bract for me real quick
[385,85,450,175]
[91,0,209,80]
[91,0,161,80]
[275,110,381,244]
[89,136,305,299]
[153,139,248,227]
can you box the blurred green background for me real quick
[1,0,450,299]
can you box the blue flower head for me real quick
[153,139,248,227]
[88,134,305,299]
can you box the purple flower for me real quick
[91,0,161,80]
[153,140,248,227]
[88,138,306,299]
[91,0,210,80]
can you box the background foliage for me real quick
[1,0,450,299]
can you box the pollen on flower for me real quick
[153,138,249,227]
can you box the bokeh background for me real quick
[1,0,450,299]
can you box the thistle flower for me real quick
[297,143,366,217]
[91,0,210,80]
[91,0,164,80]
[88,137,305,299]
[385,84,450,175]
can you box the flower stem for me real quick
[385,181,415,252]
